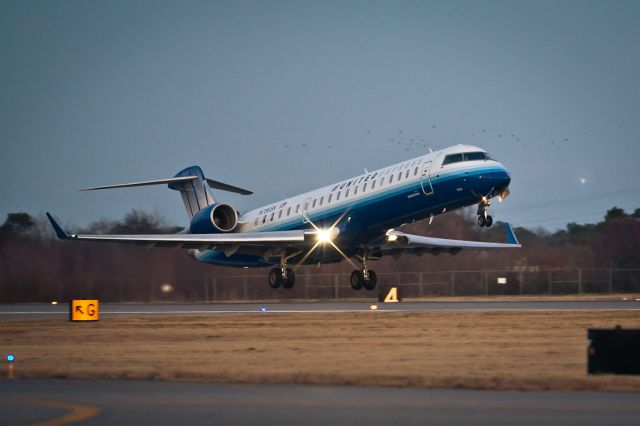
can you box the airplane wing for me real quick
[378,223,521,255]
[46,213,314,249]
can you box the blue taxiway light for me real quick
[260,306,268,312]
[7,354,14,362]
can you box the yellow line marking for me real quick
[4,399,101,426]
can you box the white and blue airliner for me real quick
[47,144,520,291]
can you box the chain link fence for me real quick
[195,268,640,301]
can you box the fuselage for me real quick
[193,144,511,267]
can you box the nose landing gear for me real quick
[477,197,493,228]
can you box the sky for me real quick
[1,0,639,231]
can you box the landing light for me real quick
[387,234,398,242]
[316,228,336,243]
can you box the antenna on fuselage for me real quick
[363,168,369,173]
[428,147,434,153]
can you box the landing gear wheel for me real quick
[268,268,282,289]
[477,215,487,227]
[485,215,493,227]
[282,268,296,289]
[350,270,364,290]
[363,270,377,291]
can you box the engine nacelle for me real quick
[189,203,239,234]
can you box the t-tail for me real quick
[80,165,252,219]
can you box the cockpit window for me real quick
[464,152,489,161]
[442,151,492,165]
[442,153,463,165]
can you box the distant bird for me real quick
[481,129,487,133]
[301,144,307,147]
[431,125,436,128]
[285,145,290,149]
[564,138,569,142]
[497,134,503,138]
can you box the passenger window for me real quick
[405,170,410,178]
[346,188,350,197]
[354,186,358,195]
[414,167,419,176]
[278,210,283,219]
[397,172,402,180]
[254,217,259,226]
[389,175,394,183]
[296,204,300,213]
[363,183,368,192]
[337,191,341,200]
[287,207,291,216]
[380,177,385,186]
[372,181,376,190]
[312,199,317,208]
[320,197,324,205]
[328,194,333,203]
[270,212,274,221]
[262,215,266,224]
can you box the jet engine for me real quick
[189,203,239,234]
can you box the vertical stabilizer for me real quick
[168,166,215,219]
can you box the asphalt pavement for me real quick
[0,300,639,319]
[2,379,639,425]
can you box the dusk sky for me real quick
[1,0,639,231]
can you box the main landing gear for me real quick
[268,255,297,289]
[350,255,377,291]
[477,197,493,228]
[268,266,295,289]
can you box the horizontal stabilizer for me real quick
[205,178,253,195]
[80,176,197,191]
[80,174,253,195]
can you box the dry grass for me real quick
[2,311,640,391]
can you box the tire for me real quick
[268,268,282,289]
[485,215,493,227]
[282,268,296,289]
[363,270,377,291]
[477,215,486,227]
[350,270,364,290]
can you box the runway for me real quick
[2,379,639,425]
[0,300,639,318]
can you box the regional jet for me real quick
[47,144,519,290]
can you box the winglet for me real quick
[504,223,520,246]
[46,212,70,240]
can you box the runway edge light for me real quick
[7,354,15,379]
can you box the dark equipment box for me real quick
[588,327,640,375]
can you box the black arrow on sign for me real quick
[75,305,84,315]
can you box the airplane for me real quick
[47,144,520,291]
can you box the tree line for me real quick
[1,207,638,302]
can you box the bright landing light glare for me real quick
[316,228,335,243]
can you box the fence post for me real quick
[243,275,248,300]
[450,271,456,296]
[334,274,339,300]
[578,268,583,294]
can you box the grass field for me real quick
[3,310,640,391]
